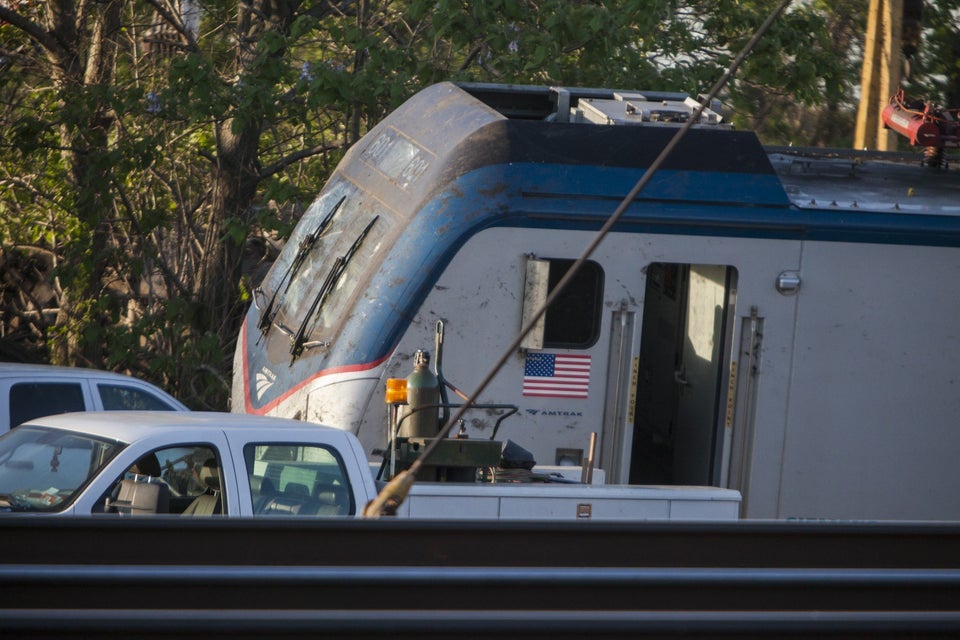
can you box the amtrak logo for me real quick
[526,409,584,417]
[255,367,277,401]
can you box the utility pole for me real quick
[854,0,903,151]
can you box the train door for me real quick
[629,263,737,486]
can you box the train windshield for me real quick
[254,183,392,357]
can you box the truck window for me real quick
[98,445,221,515]
[9,382,86,428]
[97,384,178,411]
[245,443,355,517]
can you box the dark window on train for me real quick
[543,259,604,349]
[9,382,86,428]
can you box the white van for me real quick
[0,363,188,433]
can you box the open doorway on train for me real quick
[629,263,737,487]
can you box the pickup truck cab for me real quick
[0,412,371,517]
[0,364,188,433]
[0,412,740,520]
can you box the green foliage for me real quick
[903,0,960,106]
[224,216,249,245]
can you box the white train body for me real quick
[233,83,960,521]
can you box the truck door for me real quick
[630,262,736,487]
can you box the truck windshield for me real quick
[0,426,123,512]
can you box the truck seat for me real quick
[284,482,310,497]
[256,479,344,517]
[109,478,170,515]
[250,475,277,513]
[181,458,221,516]
[314,484,350,515]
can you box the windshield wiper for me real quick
[289,215,379,364]
[256,195,346,337]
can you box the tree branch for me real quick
[258,142,343,179]
[458,44,483,72]
[112,177,193,300]
[303,0,358,21]
[0,5,61,54]
[140,0,199,51]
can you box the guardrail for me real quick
[3,518,960,638]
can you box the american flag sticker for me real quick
[523,352,591,398]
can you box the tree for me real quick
[901,0,960,107]
[1,0,124,369]
[1,1,354,406]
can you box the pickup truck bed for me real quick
[401,482,740,520]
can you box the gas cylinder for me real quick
[399,350,440,438]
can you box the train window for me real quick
[521,258,604,350]
[256,184,393,359]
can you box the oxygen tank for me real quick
[399,350,440,438]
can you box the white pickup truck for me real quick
[0,363,188,433]
[0,411,740,520]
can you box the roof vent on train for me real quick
[571,92,728,129]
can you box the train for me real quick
[232,81,960,521]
